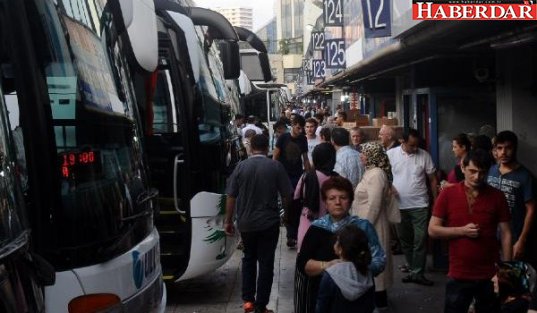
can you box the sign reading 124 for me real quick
[323,0,343,26]
[325,39,345,69]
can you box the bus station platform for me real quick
[165,226,448,313]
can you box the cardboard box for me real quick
[381,117,398,126]
[355,115,370,127]
[344,109,360,122]
[372,118,381,127]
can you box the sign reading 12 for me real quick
[363,0,386,30]
[325,39,346,69]
[362,0,391,38]
[323,0,343,26]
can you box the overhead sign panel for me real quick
[324,39,346,69]
[362,0,392,38]
[312,59,326,78]
[324,0,344,26]
[311,31,325,51]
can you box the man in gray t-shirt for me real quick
[225,134,292,313]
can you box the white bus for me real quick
[128,1,279,282]
[2,0,165,311]
[129,0,244,282]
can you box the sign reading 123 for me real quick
[324,39,346,69]
[312,59,326,78]
[323,0,343,26]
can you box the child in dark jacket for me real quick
[315,224,375,313]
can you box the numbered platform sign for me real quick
[362,0,391,38]
[324,0,344,26]
[324,39,346,69]
[311,31,325,51]
[312,59,326,79]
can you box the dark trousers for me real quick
[397,207,429,277]
[285,175,301,240]
[241,224,280,309]
[444,278,500,313]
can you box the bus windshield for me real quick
[194,26,234,144]
[9,0,152,269]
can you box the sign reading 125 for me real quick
[324,39,346,69]
[323,0,343,26]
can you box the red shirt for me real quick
[433,182,511,280]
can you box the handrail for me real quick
[173,155,186,214]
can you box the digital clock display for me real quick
[59,150,102,180]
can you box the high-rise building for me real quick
[274,0,306,95]
[213,7,253,31]
[256,18,278,54]
[276,0,304,54]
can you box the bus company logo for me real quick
[412,1,537,20]
[132,251,144,289]
[132,246,158,289]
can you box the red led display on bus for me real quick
[59,150,101,179]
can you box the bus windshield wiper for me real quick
[121,188,159,222]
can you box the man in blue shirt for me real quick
[332,128,363,190]
[487,131,535,262]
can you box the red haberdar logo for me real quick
[412,1,537,20]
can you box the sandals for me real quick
[398,264,411,273]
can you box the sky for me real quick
[194,0,276,31]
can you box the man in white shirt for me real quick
[379,125,400,151]
[241,115,263,138]
[387,128,438,286]
[305,118,321,163]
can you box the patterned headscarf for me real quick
[360,142,393,183]
[496,261,536,299]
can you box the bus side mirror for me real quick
[240,51,273,82]
[119,0,158,72]
[258,53,273,82]
[219,41,240,80]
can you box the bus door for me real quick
[143,26,195,282]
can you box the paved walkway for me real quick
[165,226,448,313]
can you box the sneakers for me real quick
[244,303,274,313]
[401,274,434,286]
[243,301,254,313]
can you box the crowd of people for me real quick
[224,108,536,313]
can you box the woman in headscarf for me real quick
[295,143,338,251]
[294,176,385,313]
[351,141,394,310]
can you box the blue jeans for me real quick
[444,278,500,313]
[241,223,280,309]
